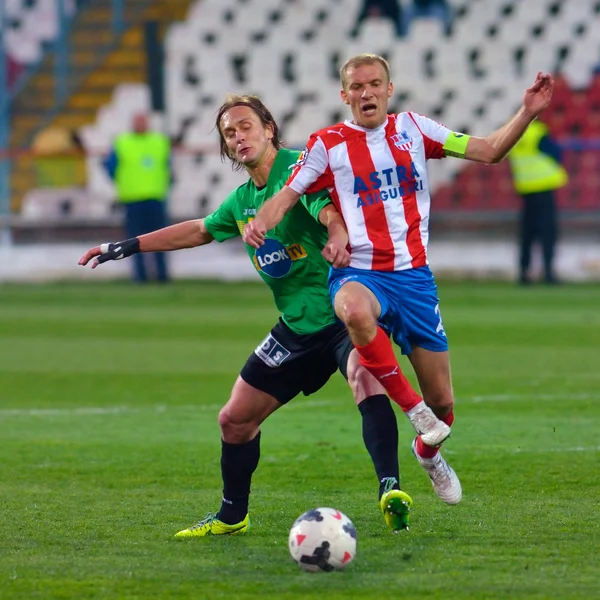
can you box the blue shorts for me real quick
[328,265,448,355]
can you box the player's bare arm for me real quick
[78,219,214,269]
[243,186,301,248]
[318,204,351,269]
[464,72,554,164]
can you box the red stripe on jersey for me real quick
[329,187,342,213]
[286,134,335,194]
[347,130,395,271]
[386,117,426,268]
[305,165,334,195]
[409,112,444,159]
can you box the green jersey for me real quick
[204,148,335,334]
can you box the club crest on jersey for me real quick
[390,130,413,151]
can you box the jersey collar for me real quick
[343,116,390,133]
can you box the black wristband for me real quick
[118,237,141,257]
[97,238,141,264]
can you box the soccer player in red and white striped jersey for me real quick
[244,54,554,504]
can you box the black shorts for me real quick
[240,319,353,404]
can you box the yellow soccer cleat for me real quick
[174,512,250,538]
[379,489,413,533]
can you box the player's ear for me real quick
[388,81,394,98]
[340,89,349,105]
[265,123,274,140]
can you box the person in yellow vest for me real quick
[103,113,171,283]
[508,120,568,285]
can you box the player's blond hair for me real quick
[340,53,391,89]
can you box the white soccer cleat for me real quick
[406,401,451,447]
[411,439,462,505]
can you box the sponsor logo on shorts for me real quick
[253,238,307,278]
[337,275,357,287]
[435,303,446,336]
[255,334,291,367]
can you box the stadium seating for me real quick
[51,0,600,220]
[20,186,112,222]
[4,0,76,66]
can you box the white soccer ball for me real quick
[288,507,357,572]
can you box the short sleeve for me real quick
[409,112,452,159]
[286,135,333,195]
[204,191,240,242]
[299,190,332,222]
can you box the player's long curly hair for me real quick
[216,94,283,171]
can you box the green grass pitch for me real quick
[1,280,599,599]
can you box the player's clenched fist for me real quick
[243,219,267,248]
[322,243,350,268]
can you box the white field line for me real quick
[0,398,339,417]
[0,393,598,418]
[509,446,600,453]
[466,392,600,403]
[443,445,600,456]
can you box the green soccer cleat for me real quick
[174,513,250,538]
[379,489,413,533]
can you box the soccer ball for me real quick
[288,507,357,572]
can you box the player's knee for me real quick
[340,300,376,334]
[217,407,234,434]
[218,406,257,443]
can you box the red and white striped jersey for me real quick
[286,112,455,272]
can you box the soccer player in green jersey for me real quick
[79,94,426,536]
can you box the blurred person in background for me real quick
[80,94,444,538]
[32,126,86,192]
[404,0,453,35]
[508,120,568,285]
[352,0,405,37]
[245,54,555,506]
[103,112,171,283]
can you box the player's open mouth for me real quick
[361,103,377,115]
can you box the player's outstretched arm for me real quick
[243,186,301,248]
[318,204,350,268]
[78,219,214,269]
[464,72,554,164]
